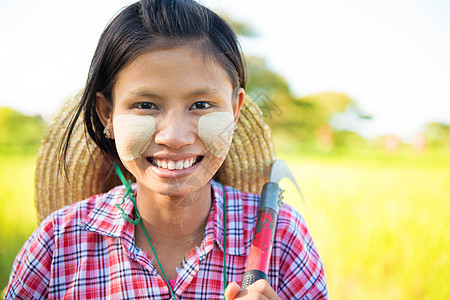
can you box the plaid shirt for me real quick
[6,180,327,299]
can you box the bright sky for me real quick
[1,0,449,141]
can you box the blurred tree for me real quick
[332,130,367,149]
[242,56,366,150]
[218,13,260,38]
[424,122,450,148]
[0,107,45,152]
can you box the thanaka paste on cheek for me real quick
[198,112,235,158]
[113,114,156,161]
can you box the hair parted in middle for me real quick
[60,0,247,171]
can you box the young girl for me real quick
[5,0,327,299]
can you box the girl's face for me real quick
[97,44,244,197]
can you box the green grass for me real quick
[1,149,449,299]
[0,152,38,289]
[278,152,450,299]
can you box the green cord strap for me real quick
[221,182,227,292]
[137,220,177,298]
[113,164,177,299]
[113,163,228,299]
[113,164,140,225]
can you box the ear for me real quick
[95,92,115,139]
[232,87,245,124]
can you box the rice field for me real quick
[282,153,450,300]
[0,153,37,294]
[1,150,449,299]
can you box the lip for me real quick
[147,156,203,178]
[151,152,201,160]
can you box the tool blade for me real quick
[270,159,305,202]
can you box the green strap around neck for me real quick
[113,163,227,299]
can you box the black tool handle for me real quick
[241,182,283,290]
[241,270,268,289]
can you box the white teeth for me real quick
[175,161,184,170]
[152,157,198,170]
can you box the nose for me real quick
[154,111,196,150]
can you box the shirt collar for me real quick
[211,180,246,256]
[80,180,246,256]
[79,184,135,239]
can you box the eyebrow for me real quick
[130,87,222,100]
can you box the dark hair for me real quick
[60,0,246,172]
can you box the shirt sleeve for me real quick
[276,203,328,300]
[4,216,55,300]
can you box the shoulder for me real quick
[275,201,319,261]
[277,202,310,241]
[275,203,329,298]
[275,202,322,268]
[217,182,260,224]
[217,181,307,238]
[18,184,125,254]
[35,184,126,234]
[215,182,309,236]
[4,185,126,298]
[211,181,328,297]
[211,180,260,217]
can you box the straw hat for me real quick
[35,94,276,223]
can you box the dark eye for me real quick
[136,102,157,109]
[190,101,211,110]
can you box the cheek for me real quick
[113,114,156,161]
[198,112,235,158]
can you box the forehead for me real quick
[112,45,233,101]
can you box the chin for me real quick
[123,153,223,196]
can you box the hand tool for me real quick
[241,160,302,288]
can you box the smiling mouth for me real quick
[147,156,204,170]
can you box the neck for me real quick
[135,181,212,246]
